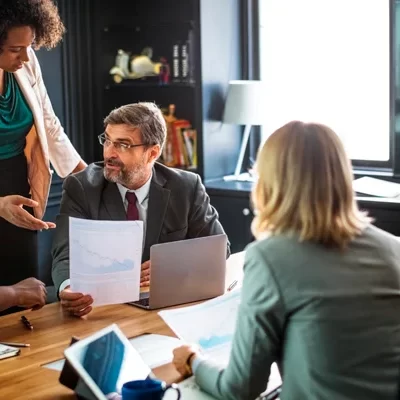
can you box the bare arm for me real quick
[71,160,87,174]
[0,278,47,312]
[0,286,17,312]
[194,245,286,400]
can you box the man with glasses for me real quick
[51,102,229,317]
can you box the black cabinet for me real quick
[210,195,254,253]
[206,180,255,253]
[357,197,400,236]
[206,180,400,253]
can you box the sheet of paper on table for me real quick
[43,333,181,372]
[69,217,143,306]
[159,289,282,399]
[353,176,400,198]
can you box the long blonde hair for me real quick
[251,121,370,248]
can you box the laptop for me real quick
[130,234,227,310]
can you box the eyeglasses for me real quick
[98,133,150,153]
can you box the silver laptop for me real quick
[130,234,227,310]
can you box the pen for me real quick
[21,315,33,330]
[262,385,282,400]
[227,280,238,291]
[0,342,30,348]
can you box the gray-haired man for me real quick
[51,102,229,317]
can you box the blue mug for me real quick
[121,379,181,400]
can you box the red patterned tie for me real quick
[126,192,139,220]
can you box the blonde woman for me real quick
[172,121,400,400]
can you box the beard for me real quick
[103,157,148,187]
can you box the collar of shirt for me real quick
[116,174,152,206]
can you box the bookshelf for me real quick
[36,0,244,283]
[86,0,242,180]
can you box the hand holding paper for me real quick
[69,217,143,307]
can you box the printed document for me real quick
[43,333,181,372]
[69,217,143,306]
[353,176,400,198]
[159,289,241,364]
[159,290,282,397]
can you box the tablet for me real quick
[64,324,151,400]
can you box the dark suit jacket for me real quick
[51,162,229,291]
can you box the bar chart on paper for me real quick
[159,290,241,364]
[159,289,283,397]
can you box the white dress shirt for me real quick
[58,175,152,293]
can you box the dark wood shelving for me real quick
[105,81,196,90]
[102,21,196,34]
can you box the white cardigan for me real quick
[13,48,81,218]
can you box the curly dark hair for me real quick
[0,0,65,52]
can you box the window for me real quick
[258,0,393,167]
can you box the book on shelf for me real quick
[171,29,195,84]
[0,343,20,360]
[161,105,197,170]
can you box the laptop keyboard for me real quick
[137,297,149,307]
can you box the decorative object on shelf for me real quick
[161,104,197,170]
[159,57,170,85]
[222,80,268,181]
[109,47,162,83]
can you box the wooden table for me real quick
[0,252,244,399]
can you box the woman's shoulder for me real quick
[359,224,400,258]
[246,234,303,256]
[21,48,40,83]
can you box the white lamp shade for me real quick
[223,80,268,125]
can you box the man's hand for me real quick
[0,195,56,231]
[60,287,93,317]
[11,278,47,310]
[140,261,151,287]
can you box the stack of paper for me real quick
[0,344,19,360]
[43,334,181,372]
[353,177,400,198]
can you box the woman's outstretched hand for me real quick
[0,195,56,231]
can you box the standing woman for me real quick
[173,121,400,399]
[0,1,86,297]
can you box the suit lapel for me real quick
[143,169,170,261]
[101,182,127,220]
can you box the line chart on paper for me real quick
[71,237,135,274]
[69,217,144,306]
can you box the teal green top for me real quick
[0,72,34,160]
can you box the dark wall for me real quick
[34,48,65,285]
[200,0,242,180]
[35,48,65,126]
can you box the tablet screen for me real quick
[65,324,151,400]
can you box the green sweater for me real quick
[0,72,33,160]
[195,225,400,400]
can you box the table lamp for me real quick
[223,80,267,181]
